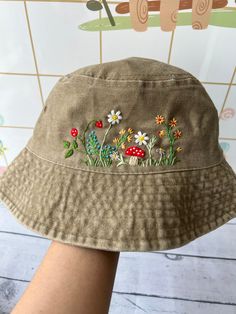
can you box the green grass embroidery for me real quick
[62,112,183,167]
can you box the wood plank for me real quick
[114,252,236,304]
[129,0,149,32]
[158,223,236,259]
[1,278,235,314]
[0,234,50,280]
[0,278,28,314]
[160,0,180,31]
[192,0,213,29]
[0,234,236,304]
[109,292,236,314]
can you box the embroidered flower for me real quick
[70,128,78,137]
[169,118,177,128]
[107,110,122,125]
[110,151,120,160]
[127,135,133,143]
[63,111,183,167]
[155,115,165,125]
[113,137,119,144]
[174,130,182,139]
[134,131,149,146]
[119,129,126,135]
[158,130,165,138]
[156,147,165,156]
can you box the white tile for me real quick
[219,140,236,172]
[0,137,8,168]
[101,4,171,62]
[227,0,236,6]
[27,2,100,75]
[0,75,43,127]
[171,26,236,83]
[202,83,228,113]
[40,76,61,100]
[0,127,33,166]
[219,86,236,138]
[0,2,35,73]
[233,67,236,84]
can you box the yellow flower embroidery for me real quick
[158,130,165,138]
[119,129,126,135]
[127,135,133,142]
[63,110,183,167]
[113,137,119,144]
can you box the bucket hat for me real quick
[0,56,236,252]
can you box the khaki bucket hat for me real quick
[0,56,236,252]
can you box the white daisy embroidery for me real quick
[107,110,122,125]
[134,131,149,146]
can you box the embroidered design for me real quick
[62,110,183,167]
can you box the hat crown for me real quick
[26,57,223,174]
[69,56,195,81]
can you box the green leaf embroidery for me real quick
[72,139,78,149]
[63,140,70,148]
[65,149,74,158]
[86,130,101,156]
[62,112,183,167]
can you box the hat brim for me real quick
[0,146,236,252]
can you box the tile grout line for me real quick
[99,0,102,64]
[218,66,236,119]
[23,0,45,108]
[167,29,175,64]
[0,72,63,77]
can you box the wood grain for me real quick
[192,0,214,29]
[160,0,180,31]
[129,0,149,31]
[116,0,228,14]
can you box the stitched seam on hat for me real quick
[69,74,197,83]
[25,146,226,175]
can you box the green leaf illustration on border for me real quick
[79,9,236,31]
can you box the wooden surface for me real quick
[0,201,236,313]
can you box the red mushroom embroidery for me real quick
[63,111,183,167]
[125,145,145,166]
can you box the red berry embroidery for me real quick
[70,128,78,137]
[95,120,103,128]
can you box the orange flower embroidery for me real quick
[174,130,182,139]
[169,118,177,128]
[155,115,165,125]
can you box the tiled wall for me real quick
[0,0,236,172]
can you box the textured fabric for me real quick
[26,57,223,171]
[0,56,236,252]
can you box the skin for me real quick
[11,241,120,314]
